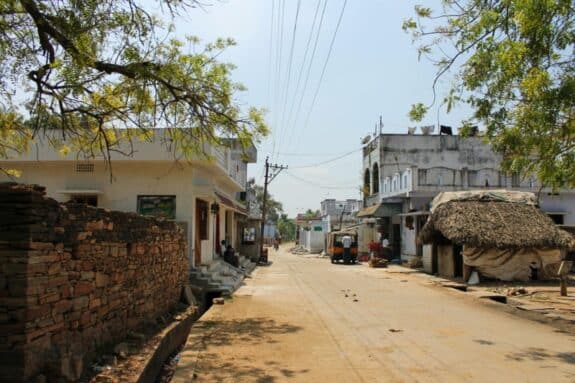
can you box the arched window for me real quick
[372,163,379,193]
[364,169,371,196]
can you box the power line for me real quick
[297,0,348,149]
[267,0,276,159]
[283,0,329,153]
[271,0,286,161]
[266,0,275,104]
[285,170,358,190]
[283,0,322,144]
[290,147,362,169]
[276,0,302,162]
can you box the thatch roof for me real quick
[418,201,575,249]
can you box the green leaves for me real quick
[408,103,428,122]
[405,0,575,188]
[0,0,268,168]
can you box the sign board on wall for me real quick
[137,195,176,219]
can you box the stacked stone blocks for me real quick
[0,183,188,382]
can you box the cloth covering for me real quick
[463,246,563,281]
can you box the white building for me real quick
[320,198,362,232]
[0,130,257,267]
[359,132,575,263]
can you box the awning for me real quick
[57,189,103,195]
[357,203,403,217]
[357,203,381,217]
[215,191,248,215]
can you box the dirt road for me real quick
[172,246,575,382]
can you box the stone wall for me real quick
[0,183,189,382]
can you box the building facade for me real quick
[0,130,257,267]
[360,132,575,263]
[320,198,362,232]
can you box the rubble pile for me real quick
[289,245,308,255]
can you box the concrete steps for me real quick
[189,255,257,294]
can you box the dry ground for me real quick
[172,245,575,382]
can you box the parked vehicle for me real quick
[327,229,358,264]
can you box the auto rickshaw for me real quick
[327,229,358,264]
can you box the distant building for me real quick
[320,198,362,232]
[359,131,575,264]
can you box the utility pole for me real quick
[259,156,287,262]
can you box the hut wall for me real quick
[437,244,455,277]
[462,246,563,281]
[401,222,417,261]
[422,245,434,274]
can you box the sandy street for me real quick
[173,245,575,383]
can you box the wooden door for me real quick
[195,199,208,266]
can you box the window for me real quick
[75,163,94,173]
[137,195,176,219]
[548,214,565,225]
[372,163,379,193]
[364,169,371,196]
[69,194,98,207]
[243,227,256,243]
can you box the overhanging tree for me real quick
[0,0,268,170]
[246,178,283,223]
[404,1,575,189]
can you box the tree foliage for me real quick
[404,0,575,188]
[0,0,268,166]
[277,214,295,241]
[246,178,284,223]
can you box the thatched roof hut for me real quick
[418,200,575,249]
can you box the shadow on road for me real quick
[506,347,575,364]
[186,318,307,382]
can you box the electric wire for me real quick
[282,0,322,145]
[283,0,329,153]
[297,0,348,151]
[267,0,276,161]
[271,0,286,161]
[290,147,362,169]
[276,0,302,163]
[285,170,358,190]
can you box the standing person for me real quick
[381,234,390,260]
[342,234,352,264]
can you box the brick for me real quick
[28,242,54,250]
[27,304,51,321]
[76,232,91,241]
[72,296,89,311]
[86,220,104,231]
[89,298,101,310]
[47,276,67,288]
[38,292,60,304]
[59,285,71,299]
[80,272,94,281]
[73,281,93,296]
[81,261,93,271]
[47,262,62,275]
[79,311,91,327]
[95,273,109,287]
[53,300,72,314]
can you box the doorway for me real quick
[453,244,463,278]
[195,199,209,266]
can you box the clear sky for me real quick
[168,0,472,217]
